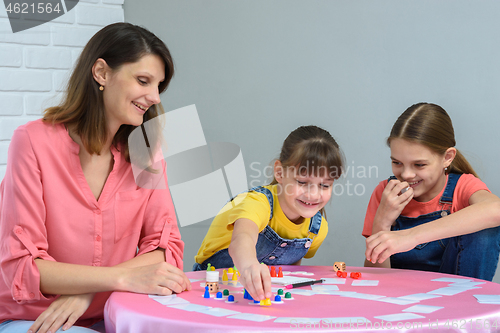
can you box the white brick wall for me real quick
[0,1,124,181]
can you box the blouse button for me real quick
[280,243,287,247]
[15,228,22,235]
[268,256,276,260]
[304,241,312,248]
[29,292,35,299]
[95,209,101,215]
[96,235,102,242]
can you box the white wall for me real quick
[0,0,125,180]
[124,0,500,282]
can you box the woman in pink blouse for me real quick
[0,23,191,333]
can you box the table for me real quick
[104,266,500,332]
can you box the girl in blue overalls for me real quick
[363,103,500,281]
[194,125,344,300]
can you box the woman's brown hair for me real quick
[43,22,173,162]
[388,102,477,177]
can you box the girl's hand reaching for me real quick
[372,179,414,232]
[238,261,272,301]
[365,228,417,264]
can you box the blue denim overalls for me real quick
[390,173,500,281]
[193,186,322,271]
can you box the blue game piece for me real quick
[243,289,249,299]
[253,299,259,303]
[216,292,223,299]
[203,286,210,299]
[274,295,282,302]
[228,295,235,302]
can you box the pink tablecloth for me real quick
[104,266,500,332]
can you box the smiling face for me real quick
[390,138,455,202]
[274,161,334,223]
[97,54,165,134]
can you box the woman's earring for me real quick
[99,86,104,91]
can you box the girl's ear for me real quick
[274,160,284,184]
[92,58,110,87]
[444,147,457,169]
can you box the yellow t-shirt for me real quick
[194,184,328,264]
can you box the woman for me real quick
[0,23,191,333]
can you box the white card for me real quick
[196,307,241,317]
[227,313,277,322]
[402,305,443,314]
[374,297,419,305]
[351,280,379,286]
[398,293,442,301]
[321,278,347,284]
[374,313,425,322]
[149,294,190,306]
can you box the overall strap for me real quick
[439,173,461,205]
[249,186,274,220]
[308,211,323,235]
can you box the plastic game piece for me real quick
[243,289,249,299]
[205,270,220,293]
[336,270,347,278]
[260,298,271,306]
[203,286,210,298]
[284,292,293,299]
[228,267,234,274]
[253,300,260,304]
[226,295,235,303]
[277,267,283,277]
[277,289,284,295]
[215,292,223,299]
[232,270,238,281]
[223,289,229,296]
[222,269,228,282]
[206,263,211,271]
[210,266,215,271]
[350,272,362,279]
[274,295,282,302]
[333,262,346,272]
[270,266,276,277]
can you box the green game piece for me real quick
[277,289,284,295]
[223,289,229,296]
[285,292,292,299]
[207,263,211,271]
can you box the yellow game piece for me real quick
[222,269,228,282]
[232,270,238,281]
[259,298,271,306]
[228,267,234,274]
[211,266,215,271]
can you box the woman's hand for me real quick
[372,179,413,232]
[365,229,417,264]
[29,293,94,333]
[238,261,272,301]
[119,261,191,295]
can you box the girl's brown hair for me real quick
[43,22,173,162]
[388,103,477,177]
[270,125,345,216]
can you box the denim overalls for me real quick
[390,173,500,281]
[193,186,322,271]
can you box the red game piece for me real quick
[277,267,283,278]
[350,272,362,279]
[270,266,277,277]
[337,271,347,278]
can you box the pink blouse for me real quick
[0,119,183,325]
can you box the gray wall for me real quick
[124,0,500,282]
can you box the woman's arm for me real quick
[228,218,272,301]
[35,248,190,296]
[366,190,500,264]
